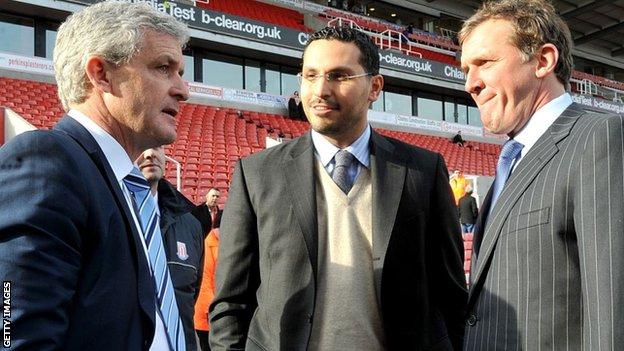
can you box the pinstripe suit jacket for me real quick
[465,103,624,350]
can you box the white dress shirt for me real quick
[67,109,170,351]
[512,93,573,170]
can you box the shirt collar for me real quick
[153,191,160,216]
[311,125,371,168]
[67,109,134,182]
[513,93,572,158]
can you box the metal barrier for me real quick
[376,29,422,58]
[326,18,422,58]
[165,155,182,191]
[577,79,598,96]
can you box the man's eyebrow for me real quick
[156,53,185,75]
[302,65,356,72]
[155,53,176,62]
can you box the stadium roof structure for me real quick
[399,0,624,69]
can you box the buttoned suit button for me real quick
[466,313,478,326]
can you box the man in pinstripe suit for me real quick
[460,0,624,349]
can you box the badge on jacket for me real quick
[176,241,189,261]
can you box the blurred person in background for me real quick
[458,185,478,234]
[452,130,465,147]
[449,169,467,205]
[192,188,222,234]
[288,90,302,119]
[138,146,205,351]
[194,228,221,351]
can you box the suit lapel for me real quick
[283,133,319,279]
[370,132,406,305]
[470,104,583,298]
[53,116,156,326]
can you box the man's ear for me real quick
[534,43,559,79]
[85,56,114,94]
[368,74,384,102]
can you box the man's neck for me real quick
[321,123,368,149]
[149,182,158,196]
[71,101,143,160]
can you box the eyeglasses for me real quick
[297,72,372,84]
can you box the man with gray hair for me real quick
[0,1,189,350]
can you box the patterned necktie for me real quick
[488,139,524,215]
[332,150,355,194]
[123,167,186,351]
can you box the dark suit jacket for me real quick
[458,194,478,225]
[288,97,300,119]
[192,204,222,233]
[0,116,155,350]
[158,179,205,351]
[209,131,467,350]
[465,104,624,350]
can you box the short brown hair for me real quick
[459,0,573,87]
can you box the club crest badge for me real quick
[176,241,189,261]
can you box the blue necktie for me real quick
[488,139,524,216]
[123,167,186,351]
[332,150,355,194]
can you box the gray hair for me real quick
[54,1,190,110]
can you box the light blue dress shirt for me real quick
[311,125,371,186]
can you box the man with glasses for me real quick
[209,26,466,350]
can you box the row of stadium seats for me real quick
[376,129,498,176]
[322,8,398,33]
[571,70,624,92]
[0,77,500,206]
[408,46,457,65]
[407,31,459,52]
[237,109,499,177]
[0,79,62,129]
[197,0,309,32]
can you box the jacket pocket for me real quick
[246,335,269,351]
[507,207,550,233]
